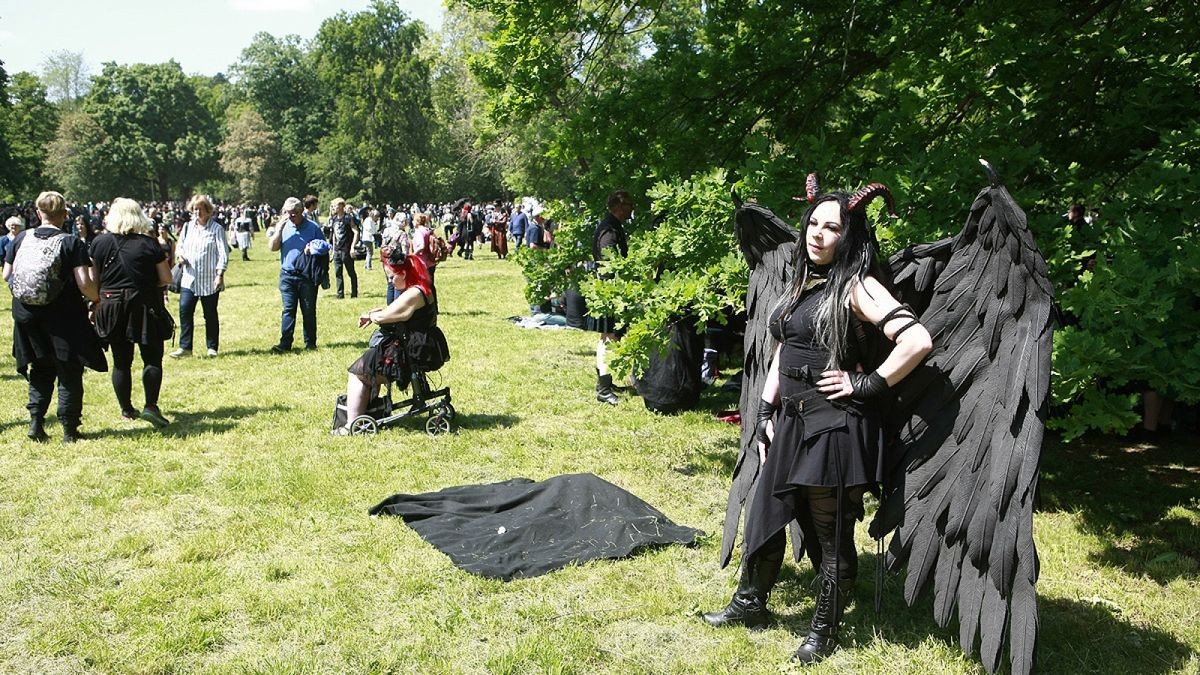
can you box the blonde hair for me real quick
[413,212,430,228]
[105,197,154,236]
[329,197,347,213]
[186,194,214,214]
[36,191,67,218]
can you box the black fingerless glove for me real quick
[754,399,778,446]
[848,371,890,402]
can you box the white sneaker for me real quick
[207,348,218,357]
[168,348,191,359]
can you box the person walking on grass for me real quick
[234,208,253,261]
[89,198,173,428]
[328,197,360,299]
[171,194,229,359]
[269,196,326,353]
[3,191,106,443]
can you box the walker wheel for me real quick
[426,414,451,436]
[441,402,457,421]
[350,415,378,435]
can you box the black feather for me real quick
[876,176,1052,675]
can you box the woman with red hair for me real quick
[334,245,449,435]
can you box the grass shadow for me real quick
[217,340,369,357]
[765,549,1195,673]
[1040,431,1200,583]
[454,413,521,431]
[100,403,288,439]
[679,434,739,476]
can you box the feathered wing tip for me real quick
[731,188,743,208]
[848,182,898,216]
[979,158,1001,188]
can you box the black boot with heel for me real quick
[703,534,785,629]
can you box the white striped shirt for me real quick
[179,218,229,296]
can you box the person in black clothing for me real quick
[701,185,932,664]
[328,197,360,298]
[456,203,475,260]
[89,198,174,427]
[3,191,106,443]
[334,246,448,435]
[591,190,632,405]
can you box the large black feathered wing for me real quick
[718,199,801,568]
[870,171,1054,675]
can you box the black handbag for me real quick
[352,242,368,261]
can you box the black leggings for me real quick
[109,338,164,412]
[757,485,865,583]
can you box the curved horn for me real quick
[806,173,820,203]
[847,182,898,217]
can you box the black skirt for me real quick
[94,288,174,345]
[348,326,450,386]
[741,384,884,559]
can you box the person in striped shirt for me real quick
[170,195,229,358]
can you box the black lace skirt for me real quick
[348,326,450,387]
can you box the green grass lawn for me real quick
[1,250,1197,674]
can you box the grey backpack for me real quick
[8,231,69,305]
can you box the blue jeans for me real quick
[279,272,318,348]
[179,288,220,351]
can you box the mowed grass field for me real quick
[1,246,1198,674]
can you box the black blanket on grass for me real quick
[369,473,702,580]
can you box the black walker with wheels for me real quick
[348,369,454,436]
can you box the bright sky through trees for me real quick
[0,0,445,78]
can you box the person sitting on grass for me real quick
[334,246,449,436]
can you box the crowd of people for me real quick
[0,189,573,445]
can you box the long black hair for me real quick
[772,190,891,369]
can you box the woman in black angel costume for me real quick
[703,178,932,663]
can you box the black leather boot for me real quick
[596,373,618,406]
[28,415,49,443]
[703,538,785,629]
[61,419,82,444]
[791,573,843,664]
[792,489,854,664]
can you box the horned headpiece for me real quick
[847,182,898,217]
[794,173,898,218]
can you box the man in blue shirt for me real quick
[268,196,326,353]
[509,204,527,250]
[526,203,548,250]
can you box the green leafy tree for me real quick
[425,3,511,200]
[83,61,220,200]
[218,106,289,205]
[229,32,329,192]
[0,71,59,201]
[473,0,1200,436]
[46,110,123,201]
[39,50,90,109]
[309,0,432,202]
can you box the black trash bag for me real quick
[369,473,702,580]
[633,315,704,414]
